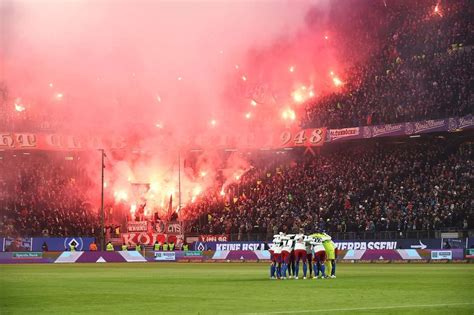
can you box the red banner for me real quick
[122,232,184,247]
[1,128,325,151]
[0,133,126,151]
[199,235,229,242]
[277,128,326,148]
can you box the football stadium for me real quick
[0,0,473,314]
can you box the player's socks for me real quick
[295,261,299,278]
[281,263,287,278]
[302,262,307,278]
[270,264,276,278]
[308,261,312,277]
[331,260,336,276]
[313,263,319,277]
[277,264,281,278]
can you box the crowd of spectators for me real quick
[1,1,473,239]
[0,153,100,237]
[302,0,473,129]
[183,139,472,237]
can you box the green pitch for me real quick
[0,263,473,314]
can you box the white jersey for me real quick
[313,243,326,253]
[294,234,306,251]
[281,237,294,252]
[273,244,282,254]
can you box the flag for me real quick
[167,194,173,219]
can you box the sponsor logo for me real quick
[184,251,203,257]
[431,250,452,260]
[195,242,206,251]
[412,119,445,133]
[335,241,398,250]
[12,252,42,259]
[329,128,360,140]
[64,237,83,250]
[154,252,176,261]
[371,124,404,137]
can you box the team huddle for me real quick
[269,232,337,280]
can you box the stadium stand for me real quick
[183,138,473,238]
[302,0,473,129]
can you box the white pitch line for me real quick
[241,302,474,314]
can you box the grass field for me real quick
[0,263,473,314]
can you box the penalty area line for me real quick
[241,302,474,314]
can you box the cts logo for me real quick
[64,238,83,250]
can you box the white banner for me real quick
[154,252,176,261]
[431,250,452,260]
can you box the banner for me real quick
[431,250,453,260]
[127,221,149,233]
[32,237,95,251]
[184,251,203,257]
[152,221,182,234]
[340,249,463,261]
[199,235,229,242]
[122,232,184,247]
[334,239,442,250]
[212,250,270,261]
[166,222,182,235]
[278,128,326,148]
[12,252,42,259]
[154,252,176,261]
[327,127,361,142]
[0,133,126,151]
[194,241,266,251]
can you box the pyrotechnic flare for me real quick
[332,77,343,87]
[114,190,128,202]
[245,112,251,119]
[282,108,296,121]
[14,98,25,112]
[292,91,303,103]
[250,99,257,106]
